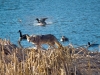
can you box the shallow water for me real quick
[0,0,100,51]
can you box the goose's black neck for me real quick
[19,30,22,37]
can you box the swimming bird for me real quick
[36,18,48,26]
[18,30,29,42]
[60,36,69,42]
[88,42,99,47]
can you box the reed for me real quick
[0,39,100,75]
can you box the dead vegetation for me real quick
[0,38,100,75]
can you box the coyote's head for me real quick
[26,35,36,43]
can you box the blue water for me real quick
[0,0,100,51]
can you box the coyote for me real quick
[26,34,62,49]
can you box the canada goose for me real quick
[60,36,69,42]
[18,30,29,48]
[36,18,48,26]
[88,42,99,47]
[18,30,29,42]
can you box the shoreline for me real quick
[0,38,100,75]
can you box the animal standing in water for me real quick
[18,30,28,41]
[26,34,62,49]
[36,18,48,26]
[18,30,29,48]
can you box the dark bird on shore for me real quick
[36,18,48,26]
[18,30,29,41]
[60,36,69,42]
[18,30,29,48]
[88,42,99,47]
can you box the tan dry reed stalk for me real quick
[0,39,100,75]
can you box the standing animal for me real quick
[18,30,29,48]
[36,18,48,26]
[18,30,29,42]
[26,34,62,49]
[60,36,69,42]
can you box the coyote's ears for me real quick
[26,35,30,38]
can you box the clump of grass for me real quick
[0,38,100,75]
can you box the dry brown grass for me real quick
[0,38,100,75]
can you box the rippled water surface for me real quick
[0,0,100,51]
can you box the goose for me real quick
[18,30,29,42]
[88,42,99,47]
[36,18,48,26]
[60,36,69,42]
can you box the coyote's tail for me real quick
[54,38,63,48]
